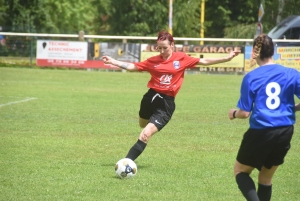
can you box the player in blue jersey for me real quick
[228,34,300,201]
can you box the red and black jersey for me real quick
[134,52,200,97]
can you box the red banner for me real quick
[37,59,120,69]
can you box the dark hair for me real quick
[156,31,174,44]
[252,34,274,60]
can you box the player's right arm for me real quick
[228,108,250,120]
[102,56,138,72]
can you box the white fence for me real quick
[1,32,300,43]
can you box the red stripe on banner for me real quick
[36,59,121,69]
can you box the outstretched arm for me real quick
[198,50,240,65]
[102,56,138,71]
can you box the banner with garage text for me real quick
[140,44,244,73]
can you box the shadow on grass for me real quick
[100,162,151,170]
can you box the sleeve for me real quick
[133,60,151,71]
[237,76,254,112]
[182,54,200,69]
[133,55,159,71]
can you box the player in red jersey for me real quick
[102,31,240,161]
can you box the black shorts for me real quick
[236,126,294,171]
[139,88,175,131]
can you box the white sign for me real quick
[36,40,88,60]
[258,4,264,22]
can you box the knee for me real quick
[258,175,272,185]
[139,130,151,143]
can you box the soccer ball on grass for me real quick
[115,158,137,179]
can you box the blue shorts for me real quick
[139,88,175,131]
[236,126,294,171]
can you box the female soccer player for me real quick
[102,30,239,161]
[228,34,300,201]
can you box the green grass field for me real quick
[0,67,300,201]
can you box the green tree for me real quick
[0,0,8,27]
[103,0,203,38]
[37,0,97,34]
[263,0,300,33]
[204,0,260,38]
[172,0,201,37]
[106,0,168,36]
[1,0,300,39]
[2,0,102,34]
[223,0,300,39]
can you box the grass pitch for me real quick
[0,67,300,201]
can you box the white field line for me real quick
[0,97,37,108]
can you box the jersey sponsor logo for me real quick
[160,75,172,85]
[173,61,180,69]
[154,64,160,68]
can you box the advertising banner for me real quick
[95,43,140,69]
[98,43,140,62]
[244,46,300,72]
[140,44,245,72]
[36,40,88,67]
[36,40,141,69]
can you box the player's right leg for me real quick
[258,165,278,185]
[126,89,174,161]
[125,123,158,161]
[256,126,293,201]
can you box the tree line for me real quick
[0,0,299,39]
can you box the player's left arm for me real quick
[198,50,240,65]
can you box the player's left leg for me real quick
[257,165,278,201]
[234,160,259,201]
[139,117,149,128]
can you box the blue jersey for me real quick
[237,64,300,129]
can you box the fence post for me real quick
[30,26,33,68]
[79,30,85,41]
[121,39,127,73]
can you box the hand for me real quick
[228,108,237,120]
[102,56,113,64]
[226,50,240,60]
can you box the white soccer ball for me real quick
[115,158,137,179]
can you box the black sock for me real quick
[125,139,147,161]
[257,183,272,201]
[235,172,259,201]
